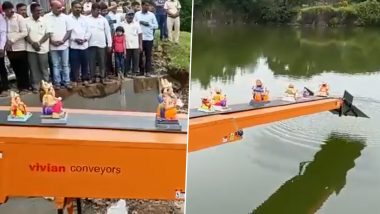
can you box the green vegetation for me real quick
[180,0,192,31]
[355,0,380,25]
[166,32,191,71]
[194,0,380,26]
[298,5,358,26]
[154,31,191,72]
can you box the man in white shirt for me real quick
[45,1,73,90]
[69,0,91,86]
[0,12,9,97]
[2,1,31,93]
[107,1,124,30]
[164,0,180,43]
[122,9,142,77]
[134,0,157,77]
[25,3,51,93]
[87,2,112,84]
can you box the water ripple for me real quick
[257,96,380,148]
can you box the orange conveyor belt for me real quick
[188,98,342,152]
[0,96,361,210]
[0,107,187,209]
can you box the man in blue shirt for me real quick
[154,0,167,41]
[134,0,158,77]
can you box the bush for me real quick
[180,0,192,32]
[260,2,294,23]
[354,0,380,25]
[335,0,349,7]
[299,5,336,25]
[299,5,358,26]
[339,6,357,23]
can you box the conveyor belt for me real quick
[190,96,332,119]
[0,110,188,133]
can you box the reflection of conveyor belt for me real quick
[0,110,188,133]
[252,134,365,214]
[190,96,330,118]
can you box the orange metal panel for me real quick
[0,143,5,203]
[0,108,187,205]
[189,98,342,152]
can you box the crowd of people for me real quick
[0,0,182,97]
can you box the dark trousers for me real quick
[114,52,125,73]
[7,51,30,90]
[0,57,9,92]
[125,49,139,74]
[70,48,89,82]
[156,14,168,40]
[139,40,153,75]
[88,46,106,80]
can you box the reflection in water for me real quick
[192,26,380,88]
[0,80,158,112]
[252,133,365,214]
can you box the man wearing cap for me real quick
[122,9,142,77]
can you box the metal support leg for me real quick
[76,198,82,214]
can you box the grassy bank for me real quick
[160,31,191,72]
[288,0,380,26]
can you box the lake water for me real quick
[0,79,158,112]
[186,25,380,214]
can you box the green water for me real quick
[0,80,158,112]
[186,26,380,214]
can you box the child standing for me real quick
[113,26,126,78]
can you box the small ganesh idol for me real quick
[40,80,67,123]
[211,88,227,107]
[201,96,212,110]
[198,94,215,112]
[7,91,32,122]
[285,84,297,98]
[252,79,269,102]
[318,82,329,97]
[157,79,178,120]
[156,79,182,130]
